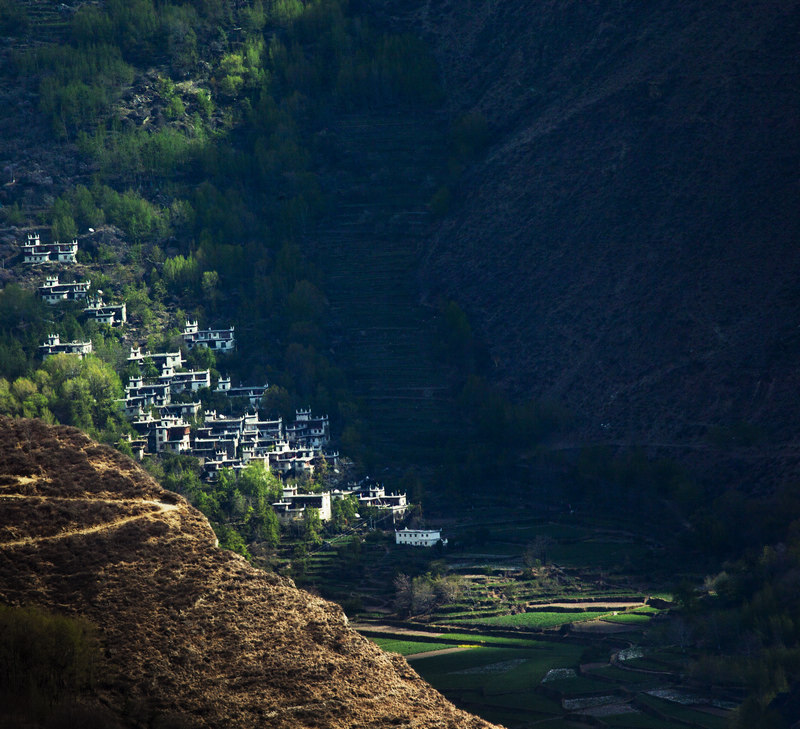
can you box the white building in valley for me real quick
[395,528,447,548]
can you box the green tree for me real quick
[0,604,97,712]
[331,495,358,530]
[256,506,280,548]
[303,506,322,545]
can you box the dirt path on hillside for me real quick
[406,646,474,661]
[531,601,645,609]
[0,495,180,549]
[352,623,443,638]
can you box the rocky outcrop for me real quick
[0,417,496,728]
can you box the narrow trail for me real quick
[0,494,180,549]
[406,646,473,661]
[352,623,443,638]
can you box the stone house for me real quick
[39,275,90,303]
[22,233,78,264]
[83,295,126,325]
[272,487,332,522]
[182,320,235,352]
[39,334,92,359]
[216,376,268,405]
[128,346,184,371]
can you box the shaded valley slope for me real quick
[381,0,800,487]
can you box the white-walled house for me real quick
[182,320,235,352]
[83,295,126,325]
[215,376,268,405]
[128,345,183,370]
[167,369,211,393]
[395,528,447,548]
[21,233,78,264]
[39,275,90,303]
[39,334,92,359]
[272,487,332,522]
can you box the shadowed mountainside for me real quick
[378,0,800,487]
[0,416,496,729]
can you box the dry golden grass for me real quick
[0,417,497,729]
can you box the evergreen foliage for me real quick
[0,604,98,716]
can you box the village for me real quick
[17,230,449,546]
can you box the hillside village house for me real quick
[131,413,191,454]
[161,401,202,420]
[128,345,184,370]
[160,366,211,393]
[83,295,126,325]
[216,376,268,405]
[395,528,447,548]
[39,275,90,303]
[286,408,330,449]
[182,320,235,352]
[331,482,408,521]
[124,374,171,414]
[39,334,92,359]
[21,233,78,264]
[272,487,332,522]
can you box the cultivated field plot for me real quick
[411,644,584,726]
[632,694,730,729]
[452,610,613,629]
[364,620,735,729]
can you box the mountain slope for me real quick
[381,0,800,485]
[307,112,457,466]
[0,416,495,729]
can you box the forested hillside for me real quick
[0,0,456,566]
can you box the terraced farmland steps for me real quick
[307,112,457,462]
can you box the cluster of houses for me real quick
[22,234,127,359]
[19,231,432,539]
[119,339,414,524]
[119,340,341,483]
[38,275,127,326]
[273,481,408,523]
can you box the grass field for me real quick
[607,713,692,729]
[585,665,663,685]
[541,673,617,695]
[622,653,688,672]
[411,644,585,693]
[453,610,612,629]
[636,695,730,729]
[453,689,566,728]
[437,633,549,648]
[603,612,654,624]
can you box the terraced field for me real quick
[307,113,458,467]
[362,621,737,729]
